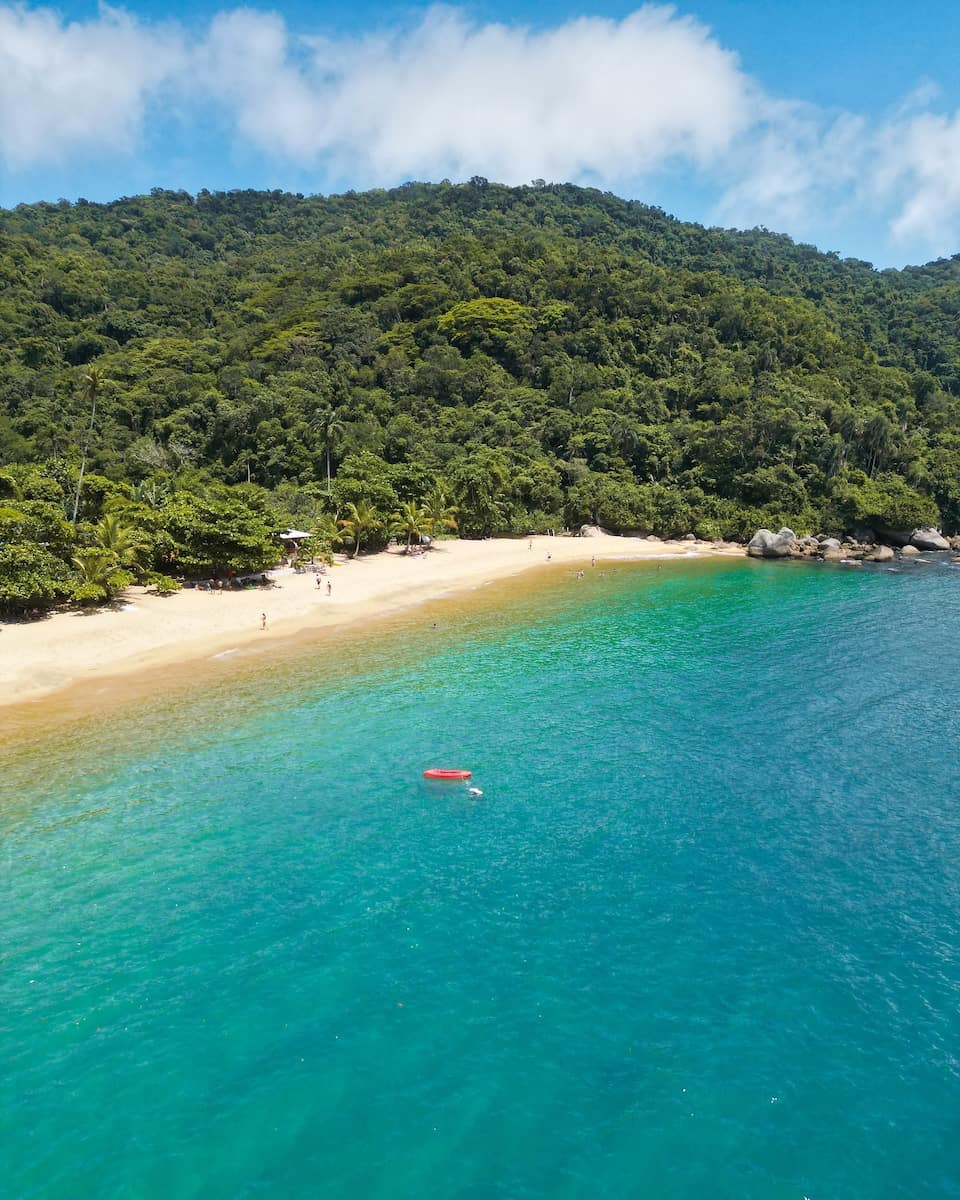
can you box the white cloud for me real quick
[0,4,183,169]
[193,4,753,184]
[3,1,960,263]
[713,104,868,234]
[712,95,960,259]
[0,2,753,180]
[875,111,960,247]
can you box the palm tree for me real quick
[608,417,640,462]
[311,513,344,556]
[337,500,382,558]
[71,367,103,524]
[391,501,430,551]
[863,412,894,477]
[821,433,847,479]
[312,406,346,495]
[92,513,147,574]
[71,547,129,603]
[421,485,459,536]
[72,548,117,585]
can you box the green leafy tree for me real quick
[0,543,74,615]
[157,492,278,576]
[450,453,510,538]
[421,485,459,535]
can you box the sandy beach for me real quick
[0,534,742,710]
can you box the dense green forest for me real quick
[2,179,959,612]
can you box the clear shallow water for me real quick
[2,558,959,1200]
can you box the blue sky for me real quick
[3,0,960,267]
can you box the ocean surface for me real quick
[2,556,959,1200]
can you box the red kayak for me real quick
[423,768,472,780]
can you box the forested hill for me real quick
[2,180,960,609]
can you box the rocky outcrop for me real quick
[746,525,959,565]
[747,528,798,558]
[850,525,878,545]
[877,528,912,547]
[910,527,950,551]
[580,525,602,537]
[682,533,697,541]
[881,526,950,549]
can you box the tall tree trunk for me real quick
[71,392,97,524]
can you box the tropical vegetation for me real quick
[2,179,959,613]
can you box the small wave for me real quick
[210,648,240,660]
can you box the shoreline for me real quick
[0,534,742,714]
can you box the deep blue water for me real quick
[2,557,959,1199]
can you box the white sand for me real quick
[0,534,742,708]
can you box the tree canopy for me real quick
[1,180,959,611]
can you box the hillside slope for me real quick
[1,182,958,568]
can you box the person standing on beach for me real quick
[260,613,267,630]
[327,581,332,596]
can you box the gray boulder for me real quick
[747,528,797,559]
[865,544,895,562]
[910,527,950,551]
[900,545,920,557]
[818,538,842,553]
[682,533,697,541]
[580,525,601,537]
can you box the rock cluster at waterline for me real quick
[748,527,960,562]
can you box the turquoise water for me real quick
[2,558,959,1199]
